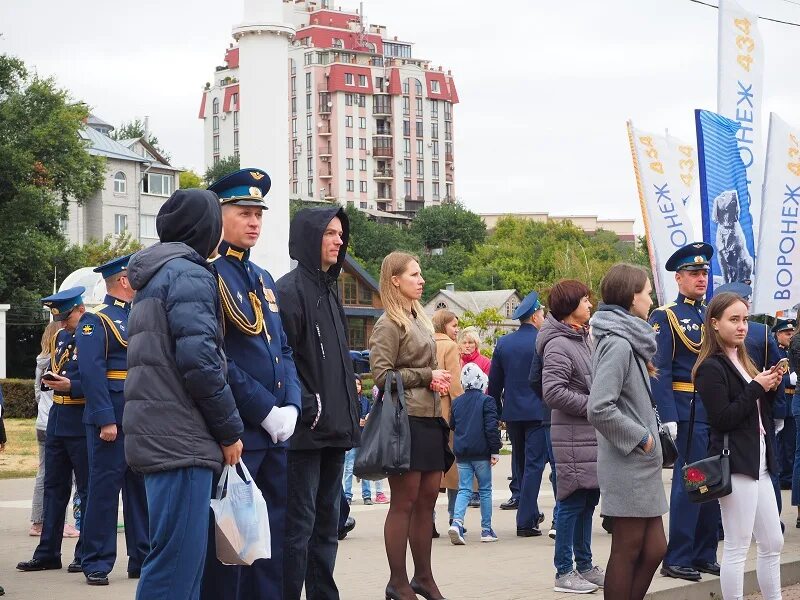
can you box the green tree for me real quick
[70,233,143,266]
[179,170,203,189]
[344,205,421,277]
[111,118,171,162]
[459,307,506,354]
[204,155,240,186]
[0,54,105,377]
[410,203,486,251]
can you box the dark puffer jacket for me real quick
[123,189,243,474]
[276,206,360,451]
[536,313,598,500]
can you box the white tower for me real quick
[233,0,294,277]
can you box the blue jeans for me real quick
[137,467,212,600]
[452,460,493,530]
[554,488,600,576]
[342,447,383,500]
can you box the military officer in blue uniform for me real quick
[773,319,797,490]
[649,243,721,582]
[76,255,149,586]
[200,168,301,600]
[18,288,89,574]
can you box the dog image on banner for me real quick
[712,189,754,284]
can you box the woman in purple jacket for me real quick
[536,280,603,594]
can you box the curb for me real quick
[645,559,800,599]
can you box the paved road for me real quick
[1,456,798,599]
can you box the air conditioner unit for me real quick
[294,147,302,155]
[427,142,433,147]
[366,150,371,155]
[221,113,227,120]
[321,156,329,162]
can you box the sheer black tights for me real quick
[604,516,667,600]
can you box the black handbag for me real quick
[629,345,679,469]
[681,391,732,503]
[353,371,411,480]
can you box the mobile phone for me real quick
[41,372,59,381]
[771,358,790,374]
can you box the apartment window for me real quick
[232,93,239,107]
[415,79,423,96]
[432,182,440,198]
[292,160,298,175]
[291,97,297,115]
[356,94,366,108]
[234,111,239,127]
[446,183,453,199]
[290,58,296,75]
[445,121,453,140]
[358,74,367,87]
[346,158,354,170]
[213,116,219,132]
[213,155,220,165]
[114,214,128,236]
[291,76,296,93]
[359,138,367,150]
[431,99,439,118]
[345,115,353,128]
[345,73,354,86]
[306,93,311,111]
[332,38,344,48]
[359,283,372,306]
[359,117,366,129]
[444,101,452,120]
[432,140,439,156]
[416,97,423,113]
[402,81,409,95]
[113,171,126,194]
[431,80,440,94]
[292,181,298,193]
[346,137,354,149]
[404,180,412,197]
[304,52,312,66]
[446,142,453,157]
[307,135,312,153]
[432,161,439,177]
[417,181,424,198]
[403,120,410,136]
[402,96,410,115]
[141,173,173,197]
[360,181,367,193]
[140,214,157,238]
[305,72,311,90]
[417,159,424,176]
[233,130,239,148]
[307,157,313,172]
[417,139,424,154]
[212,98,219,114]
[308,178,313,193]
[346,179,355,192]
[292,118,297,135]
[416,121,423,138]
[431,123,438,139]
[359,159,367,171]
[306,115,312,131]
[385,42,412,58]
[213,135,220,152]
[345,93,353,106]
[404,159,411,176]
[404,138,411,156]
[376,76,385,90]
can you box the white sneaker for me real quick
[448,521,466,545]
[548,521,556,540]
[554,570,598,594]
[578,566,605,588]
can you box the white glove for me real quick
[261,406,299,443]
[663,421,678,440]
[775,418,785,434]
[791,372,797,386]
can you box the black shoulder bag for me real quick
[681,390,732,503]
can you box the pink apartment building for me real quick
[199,0,458,217]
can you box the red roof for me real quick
[387,68,402,95]
[198,92,207,119]
[326,65,374,94]
[424,71,450,101]
[447,77,459,104]
[225,47,239,69]
[296,25,383,53]
[223,84,240,112]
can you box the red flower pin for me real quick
[685,468,706,484]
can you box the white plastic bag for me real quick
[210,462,271,565]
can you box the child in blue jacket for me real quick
[448,363,502,544]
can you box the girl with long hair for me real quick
[693,292,783,599]
[369,252,453,600]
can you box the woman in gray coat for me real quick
[536,279,604,594]
[588,264,668,600]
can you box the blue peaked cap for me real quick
[513,291,544,320]
[772,318,797,334]
[714,281,752,299]
[207,168,271,208]
[665,242,713,272]
[92,254,132,279]
[41,286,85,321]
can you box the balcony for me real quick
[318,122,332,136]
[404,200,425,213]
[373,101,392,116]
[372,145,393,157]
[445,152,454,163]
[374,169,394,179]
[319,145,333,157]
[320,170,333,179]
[373,125,392,136]
[446,173,453,182]
[377,201,391,212]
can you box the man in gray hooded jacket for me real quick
[123,188,244,600]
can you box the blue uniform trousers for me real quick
[664,422,720,567]
[509,447,520,501]
[338,487,350,531]
[34,435,88,563]
[136,467,213,600]
[81,425,148,575]
[201,448,288,600]
[779,416,796,488]
[507,420,547,529]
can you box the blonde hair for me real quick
[38,321,61,358]
[458,326,482,349]
[379,251,433,333]
[432,309,458,334]
[692,292,759,382]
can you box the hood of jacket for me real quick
[156,188,222,259]
[536,312,588,354]
[289,206,350,280]
[127,242,206,290]
[590,303,658,361]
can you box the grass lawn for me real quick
[0,418,38,479]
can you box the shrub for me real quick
[1,379,36,418]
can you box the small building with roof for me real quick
[337,254,384,350]
[61,115,181,247]
[423,284,523,335]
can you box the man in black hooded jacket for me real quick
[276,206,360,600]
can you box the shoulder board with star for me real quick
[654,302,677,312]
[89,303,108,314]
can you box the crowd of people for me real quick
[4,168,799,599]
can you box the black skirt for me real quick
[408,416,455,473]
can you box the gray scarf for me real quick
[589,303,658,361]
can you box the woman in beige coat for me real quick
[433,310,464,527]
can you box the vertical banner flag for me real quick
[751,114,800,315]
[695,109,756,293]
[717,0,764,239]
[666,132,702,236]
[628,121,695,305]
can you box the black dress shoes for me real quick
[67,560,82,573]
[86,572,109,586]
[16,558,62,571]
[693,562,721,576]
[128,569,141,579]
[660,565,702,581]
[338,516,356,540]
[500,498,519,510]
[516,527,542,537]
